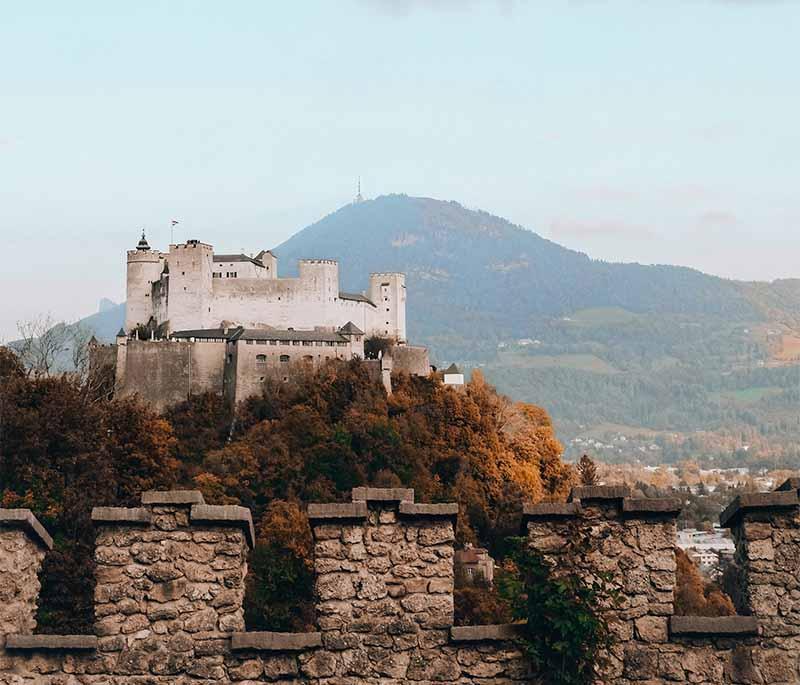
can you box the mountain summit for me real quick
[274,194,760,357]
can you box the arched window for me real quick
[279,354,290,363]
[255,354,267,369]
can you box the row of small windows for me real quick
[212,272,237,279]
[256,354,316,367]
[245,339,347,347]
[256,354,291,364]
[177,338,350,346]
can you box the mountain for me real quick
[274,194,765,355]
[274,195,800,466]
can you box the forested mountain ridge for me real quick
[275,195,764,358]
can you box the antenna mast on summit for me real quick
[355,177,364,204]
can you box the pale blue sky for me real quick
[2,1,799,338]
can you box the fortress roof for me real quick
[338,321,364,336]
[171,327,353,344]
[212,254,265,267]
[339,291,375,306]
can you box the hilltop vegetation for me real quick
[0,346,572,632]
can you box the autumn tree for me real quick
[674,547,735,617]
[0,347,178,632]
[577,454,598,486]
[244,501,314,631]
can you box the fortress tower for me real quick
[124,232,163,331]
[369,272,406,342]
[298,259,340,305]
[166,239,214,332]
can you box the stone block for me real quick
[231,631,322,651]
[398,502,458,517]
[568,485,631,502]
[4,635,99,651]
[669,615,759,637]
[351,487,414,503]
[307,502,368,521]
[720,491,798,528]
[522,502,580,519]
[190,504,254,548]
[91,507,152,526]
[141,490,205,505]
[0,508,53,549]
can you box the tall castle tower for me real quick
[125,232,163,331]
[369,272,406,342]
[166,239,214,332]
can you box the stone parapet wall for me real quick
[0,488,526,684]
[524,484,800,683]
[4,483,800,683]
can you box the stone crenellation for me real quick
[4,483,800,683]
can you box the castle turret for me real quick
[165,239,214,332]
[369,272,406,342]
[255,249,278,278]
[298,259,340,306]
[125,232,163,331]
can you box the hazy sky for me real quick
[2,1,799,339]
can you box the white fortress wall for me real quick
[125,238,405,340]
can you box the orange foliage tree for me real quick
[674,548,735,617]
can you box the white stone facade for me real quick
[125,237,407,341]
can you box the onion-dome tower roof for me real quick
[136,231,151,251]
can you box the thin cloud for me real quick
[549,218,652,239]
[364,0,515,16]
[697,211,739,229]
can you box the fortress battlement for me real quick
[298,259,338,265]
[2,483,800,683]
[124,236,407,343]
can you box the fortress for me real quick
[102,235,429,409]
[2,482,800,683]
[125,235,406,341]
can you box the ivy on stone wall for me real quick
[499,532,619,685]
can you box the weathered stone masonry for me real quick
[2,482,800,683]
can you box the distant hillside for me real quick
[274,195,763,357]
[274,196,800,465]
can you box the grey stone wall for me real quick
[385,345,430,377]
[305,489,529,682]
[0,512,50,638]
[4,484,800,683]
[114,339,226,412]
[525,485,800,684]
